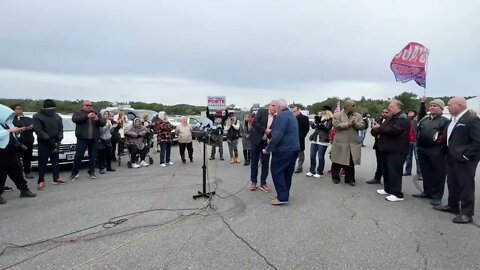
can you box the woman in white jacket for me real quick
[175,116,193,163]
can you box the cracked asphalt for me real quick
[1,135,479,270]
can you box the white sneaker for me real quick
[313,174,321,178]
[386,195,404,202]
[160,163,167,167]
[140,161,149,167]
[306,172,314,177]
[131,163,140,169]
[377,189,389,195]
[168,162,174,165]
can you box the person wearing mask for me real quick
[176,116,193,163]
[12,104,35,179]
[155,111,175,167]
[264,98,300,205]
[0,104,37,204]
[292,107,310,173]
[330,100,365,186]
[412,98,449,206]
[403,109,422,179]
[366,108,389,184]
[125,118,150,168]
[33,99,64,189]
[70,100,106,180]
[372,100,410,202]
[226,113,241,164]
[240,112,253,166]
[434,97,480,224]
[98,111,115,174]
[307,106,333,178]
[206,107,229,160]
[249,101,276,192]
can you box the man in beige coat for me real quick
[330,100,365,186]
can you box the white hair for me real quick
[276,98,288,109]
[158,111,167,121]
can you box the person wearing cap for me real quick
[33,99,64,189]
[206,106,229,160]
[413,98,450,206]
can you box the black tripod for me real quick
[193,142,215,199]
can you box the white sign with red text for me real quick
[207,96,226,110]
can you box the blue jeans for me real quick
[359,129,367,145]
[271,151,298,202]
[309,144,328,175]
[159,141,172,164]
[404,142,421,175]
[72,138,97,176]
[250,140,269,185]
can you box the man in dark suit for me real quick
[12,104,35,179]
[249,101,276,192]
[292,107,310,173]
[434,97,480,224]
[367,108,389,184]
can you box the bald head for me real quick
[448,96,467,116]
[82,100,93,112]
[344,100,356,113]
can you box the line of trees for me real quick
[1,92,472,117]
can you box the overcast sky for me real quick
[0,0,478,108]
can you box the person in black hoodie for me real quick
[366,108,389,184]
[292,107,311,173]
[12,104,35,179]
[372,100,410,202]
[70,100,106,180]
[33,99,64,189]
[206,107,228,160]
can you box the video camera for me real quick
[191,124,223,147]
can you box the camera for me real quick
[52,142,60,153]
[191,124,223,147]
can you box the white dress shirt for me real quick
[447,109,468,146]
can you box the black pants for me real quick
[18,143,33,174]
[381,152,407,198]
[446,155,478,217]
[179,142,193,161]
[250,140,270,185]
[417,146,446,199]
[111,137,118,158]
[72,138,97,176]
[38,142,60,183]
[373,148,383,180]
[332,154,355,183]
[128,145,148,163]
[0,148,29,195]
[97,147,112,170]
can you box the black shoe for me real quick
[433,205,460,214]
[0,195,6,204]
[99,169,106,174]
[111,157,118,162]
[452,214,473,224]
[25,173,34,179]
[348,181,356,186]
[3,186,14,192]
[107,168,116,172]
[332,178,340,184]
[417,174,423,180]
[402,172,411,176]
[219,157,224,161]
[190,159,193,163]
[366,179,381,184]
[182,160,186,164]
[209,156,215,160]
[89,174,96,180]
[430,199,442,206]
[412,193,431,199]
[20,189,37,198]
[294,169,302,173]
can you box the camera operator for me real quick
[0,104,37,204]
[206,107,229,160]
[12,104,35,179]
[33,99,64,189]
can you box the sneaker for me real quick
[271,198,287,205]
[0,195,6,204]
[53,178,66,185]
[376,189,389,195]
[339,171,345,177]
[366,178,381,184]
[313,174,321,178]
[131,163,141,169]
[69,174,79,181]
[160,163,167,167]
[230,158,235,164]
[38,182,46,190]
[88,174,96,180]
[386,195,404,202]
[250,183,257,191]
[140,161,149,167]
[209,156,215,160]
[168,162,174,165]
[219,157,224,161]
[417,174,423,180]
[99,169,106,174]
[306,172,314,177]
[20,189,37,198]
[259,185,271,192]
[107,168,116,172]
[3,186,14,192]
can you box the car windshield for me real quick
[62,118,76,131]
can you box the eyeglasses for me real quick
[84,104,93,107]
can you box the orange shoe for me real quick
[53,178,66,184]
[38,182,46,190]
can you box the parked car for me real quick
[29,113,89,168]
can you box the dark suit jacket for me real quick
[250,108,269,146]
[296,113,310,151]
[445,110,480,163]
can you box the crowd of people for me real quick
[1,96,479,224]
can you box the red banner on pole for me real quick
[390,42,429,88]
